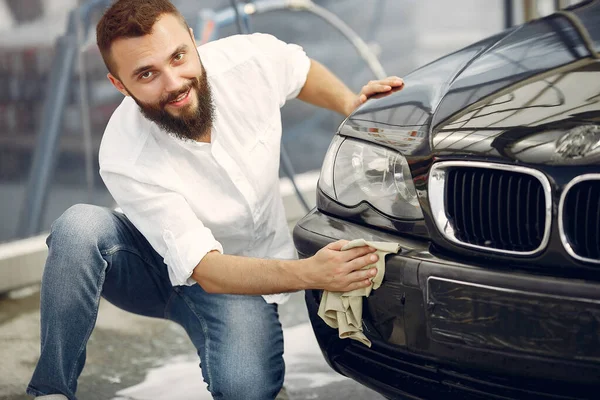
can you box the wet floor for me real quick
[0,287,384,400]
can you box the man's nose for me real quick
[163,69,185,92]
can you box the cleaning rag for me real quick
[317,239,400,347]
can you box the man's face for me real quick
[107,14,213,141]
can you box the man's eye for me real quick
[140,71,153,80]
[175,53,184,61]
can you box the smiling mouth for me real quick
[168,88,191,105]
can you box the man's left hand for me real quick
[346,76,405,116]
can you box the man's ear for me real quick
[189,27,198,47]
[107,73,129,97]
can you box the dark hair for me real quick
[96,0,188,76]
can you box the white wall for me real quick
[0,0,79,33]
[42,0,79,18]
[0,0,14,32]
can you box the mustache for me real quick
[159,79,197,107]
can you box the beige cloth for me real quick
[317,239,401,347]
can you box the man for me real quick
[27,0,404,399]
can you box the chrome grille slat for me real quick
[585,185,594,257]
[516,176,522,245]
[469,171,477,241]
[461,171,470,242]
[536,185,543,244]
[488,174,496,245]
[525,179,532,247]
[429,161,552,256]
[478,172,486,241]
[507,176,513,245]
[497,174,505,247]
[596,193,600,257]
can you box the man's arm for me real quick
[192,239,379,294]
[102,166,380,293]
[297,59,405,117]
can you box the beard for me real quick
[131,67,215,142]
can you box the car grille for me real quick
[446,167,546,252]
[560,176,600,263]
[429,162,552,255]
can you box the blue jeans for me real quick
[26,204,285,400]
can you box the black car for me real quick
[293,1,600,399]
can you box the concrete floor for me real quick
[0,286,384,400]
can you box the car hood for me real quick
[344,2,600,167]
[431,61,600,166]
[341,31,510,158]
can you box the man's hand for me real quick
[300,240,379,292]
[345,76,405,116]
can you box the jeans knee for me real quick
[40,205,119,315]
[48,204,116,250]
[43,204,119,283]
[212,366,284,400]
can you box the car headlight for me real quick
[319,136,423,220]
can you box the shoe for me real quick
[35,395,68,400]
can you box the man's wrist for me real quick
[284,258,313,291]
[343,94,358,117]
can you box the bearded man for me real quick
[27,0,404,399]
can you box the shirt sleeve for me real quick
[100,166,223,287]
[246,33,311,107]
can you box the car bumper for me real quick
[294,209,600,400]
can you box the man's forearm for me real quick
[191,251,310,294]
[297,59,356,117]
[297,60,404,117]
[192,241,381,295]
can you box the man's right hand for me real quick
[300,240,379,292]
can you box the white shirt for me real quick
[99,33,311,304]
